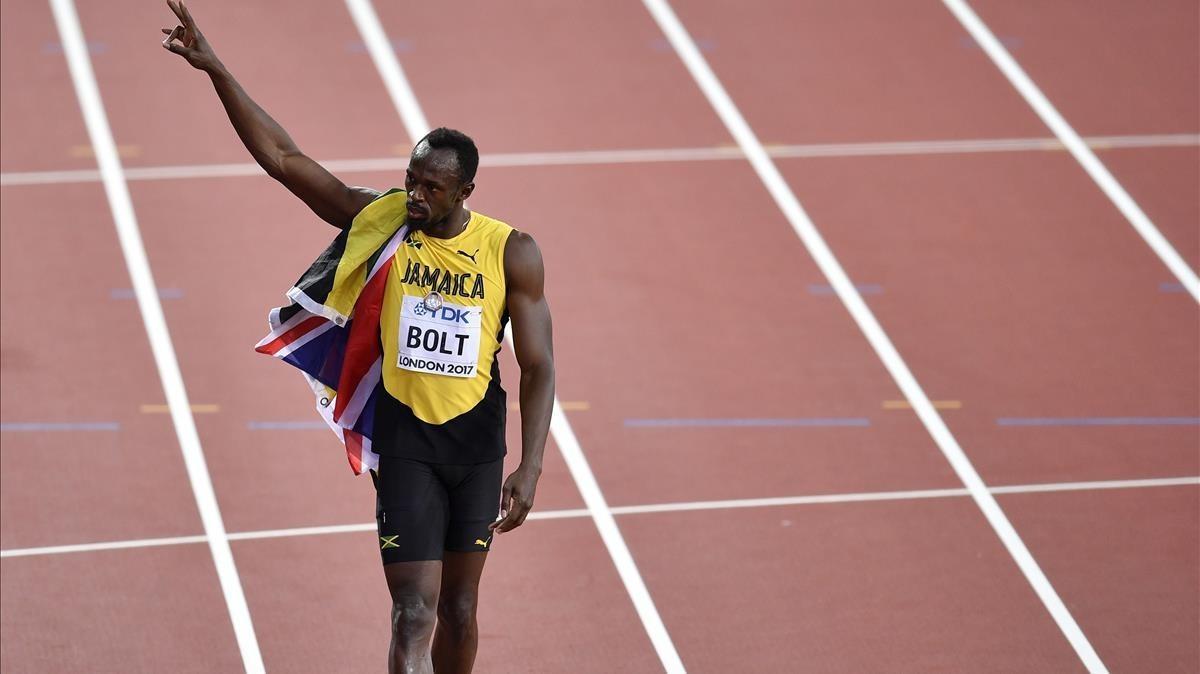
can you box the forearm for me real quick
[206,65,299,177]
[517,362,554,471]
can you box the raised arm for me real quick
[160,0,376,229]
[490,231,555,534]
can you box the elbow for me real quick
[256,151,286,180]
[260,146,300,181]
[521,358,555,385]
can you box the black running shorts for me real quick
[373,453,504,564]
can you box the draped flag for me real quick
[254,189,408,475]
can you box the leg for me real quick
[384,560,442,674]
[375,455,451,673]
[432,551,488,673]
[431,457,504,673]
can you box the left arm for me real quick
[490,231,555,533]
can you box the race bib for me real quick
[397,294,482,378]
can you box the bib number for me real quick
[397,295,482,378]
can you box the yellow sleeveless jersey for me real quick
[380,211,513,426]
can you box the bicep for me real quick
[277,152,379,229]
[505,232,553,367]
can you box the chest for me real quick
[384,238,506,379]
[391,237,503,304]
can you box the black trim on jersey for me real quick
[372,357,508,464]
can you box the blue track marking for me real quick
[997,417,1200,427]
[624,417,871,428]
[0,421,120,431]
[110,287,183,300]
[247,421,328,430]
[1159,282,1188,293]
[807,283,883,296]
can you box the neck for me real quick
[421,206,470,239]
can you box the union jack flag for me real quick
[254,190,408,475]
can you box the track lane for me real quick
[775,151,1200,486]
[969,0,1199,137]
[997,485,1200,673]
[232,518,664,672]
[620,499,1086,673]
[0,0,92,172]
[470,160,962,506]
[73,0,411,168]
[663,0,1047,145]
[0,184,203,548]
[1098,146,1200,272]
[0,547,244,672]
[369,0,729,153]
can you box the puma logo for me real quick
[474,538,489,548]
[457,248,479,264]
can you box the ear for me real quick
[457,181,476,202]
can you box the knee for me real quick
[437,590,479,634]
[391,591,437,642]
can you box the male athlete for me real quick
[162,3,554,672]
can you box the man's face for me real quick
[404,145,472,229]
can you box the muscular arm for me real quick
[161,0,376,229]
[490,231,554,534]
[205,68,378,228]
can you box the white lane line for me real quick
[768,133,1200,157]
[543,401,687,672]
[3,134,1195,186]
[5,476,1195,559]
[989,476,1200,495]
[45,1,264,672]
[611,487,969,514]
[640,0,1109,671]
[343,0,427,145]
[525,507,594,520]
[343,1,685,671]
[228,523,376,541]
[223,508,598,543]
[942,0,1200,304]
[0,534,209,558]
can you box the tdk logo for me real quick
[413,304,472,324]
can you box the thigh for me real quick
[383,559,443,607]
[376,455,449,563]
[438,458,504,553]
[439,550,488,605]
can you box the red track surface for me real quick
[2,0,1197,672]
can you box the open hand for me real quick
[161,0,219,72]
[489,464,541,534]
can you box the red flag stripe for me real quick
[344,430,365,475]
[254,315,327,356]
[333,261,391,421]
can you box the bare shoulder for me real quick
[350,185,383,199]
[504,229,545,290]
[348,185,383,212]
[505,230,542,263]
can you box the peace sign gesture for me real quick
[161,0,220,72]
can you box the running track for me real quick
[1,0,1197,672]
